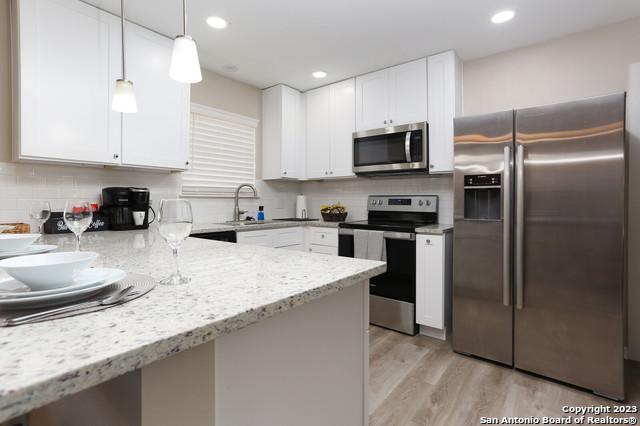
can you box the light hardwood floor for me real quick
[369,326,640,426]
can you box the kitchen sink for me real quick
[224,220,275,226]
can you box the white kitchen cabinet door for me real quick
[305,86,332,179]
[236,230,273,247]
[330,79,356,178]
[272,227,304,248]
[14,0,122,165]
[416,235,444,329]
[280,86,305,179]
[262,85,305,180]
[308,244,338,256]
[416,233,453,336]
[389,58,428,127]
[427,51,462,174]
[121,23,190,170]
[355,69,390,131]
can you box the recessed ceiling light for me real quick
[312,71,327,79]
[491,10,515,24]
[206,16,228,29]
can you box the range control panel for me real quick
[367,195,438,213]
[463,174,501,187]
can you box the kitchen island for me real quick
[0,229,385,426]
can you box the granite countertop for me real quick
[414,224,454,235]
[0,230,385,422]
[191,220,341,234]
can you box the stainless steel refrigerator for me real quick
[452,93,626,400]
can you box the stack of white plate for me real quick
[0,252,126,309]
[0,233,57,259]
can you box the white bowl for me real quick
[0,251,99,291]
[0,234,41,252]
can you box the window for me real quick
[182,104,259,197]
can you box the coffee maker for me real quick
[102,187,155,231]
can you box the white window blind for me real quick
[182,104,259,197]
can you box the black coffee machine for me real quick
[102,187,155,231]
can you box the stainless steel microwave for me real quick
[352,122,428,174]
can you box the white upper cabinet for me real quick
[329,79,356,178]
[121,23,190,170]
[427,51,463,174]
[355,58,427,132]
[389,59,428,127]
[305,86,331,179]
[262,85,306,180]
[13,0,122,165]
[13,0,190,170]
[355,69,389,131]
[305,79,355,179]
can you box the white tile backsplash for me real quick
[0,161,301,228]
[301,174,454,224]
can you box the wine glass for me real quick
[158,199,193,285]
[63,200,93,251]
[29,201,51,234]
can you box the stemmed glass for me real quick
[158,199,193,285]
[29,201,51,234]
[63,201,93,251]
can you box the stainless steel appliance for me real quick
[452,93,626,400]
[352,122,428,175]
[339,195,438,335]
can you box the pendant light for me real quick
[112,0,138,113]
[169,0,202,83]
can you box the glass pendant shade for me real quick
[170,35,202,83]
[112,79,138,113]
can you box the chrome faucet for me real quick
[234,183,257,221]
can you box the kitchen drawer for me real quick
[236,230,273,247]
[307,244,338,256]
[308,228,338,247]
[273,227,304,248]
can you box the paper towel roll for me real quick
[296,195,308,219]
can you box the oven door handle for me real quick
[404,131,412,162]
[338,228,414,241]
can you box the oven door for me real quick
[339,230,416,302]
[352,122,428,174]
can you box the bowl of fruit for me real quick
[320,203,348,222]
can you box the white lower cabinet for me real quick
[237,227,339,256]
[415,233,453,340]
[236,230,273,247]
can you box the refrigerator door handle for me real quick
[503,146,511,307]
[516,144,525,310]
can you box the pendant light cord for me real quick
[121,0,126,79]
[182,0,187,35]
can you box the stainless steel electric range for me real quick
[338,195,438,335]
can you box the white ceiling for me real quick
[84,0,640,91]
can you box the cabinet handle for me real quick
[185,161,189,166]
[113,153,119,159]
[308,248,312,252]
[325,171,328,175]
[384,120,387,125]
[390,119,393,124]
[426,239,431,245]
[321,234,325,239]
[283,171,287,175]
[429,164,434,169]
[329,171,333,175]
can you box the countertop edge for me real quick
[0,262,386,423]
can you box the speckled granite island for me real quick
[0,229,385,426]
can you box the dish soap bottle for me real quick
[257,206,265,221]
